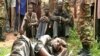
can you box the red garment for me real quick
[97,0,100,19]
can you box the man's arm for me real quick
[61,10,71,23]
[58,46,67,56]
[20,13,27,34]
[38,47,52,56]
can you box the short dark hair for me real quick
[28,2,36,7]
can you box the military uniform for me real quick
[77,0,93,55]
[10,35,35,56]
[0,0,5,39]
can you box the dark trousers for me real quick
[25,26,36,38]
[96,19,100,42]
[53,21,70,37]
[14,14,24,32]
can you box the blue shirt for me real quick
[16,0,27,15]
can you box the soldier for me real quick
[53,1,71,38]
[77,0,93,56]
[10,35,35,56]
[4,0,11,32]
[0,0,5,39]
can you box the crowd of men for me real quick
[5,0,71,39]
[8,0,70,56]
[1,0,97,56]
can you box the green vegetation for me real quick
[67,28,100,56]
[0,47,11,56]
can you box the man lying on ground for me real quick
[10,35,67,56]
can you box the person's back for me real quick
[10,35,32,56]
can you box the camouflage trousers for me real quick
[77,17,93,46]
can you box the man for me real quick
[10,34,67,56]
[0,0,5,39]
[11,0,16,32]
[21,2,38,38]
[4,0,11,32]
[53,1,71,38]
[36,5,53,39]
[14,0,27,34]
[34,35,67,56]
[77,0,93,56]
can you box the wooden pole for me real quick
[94,0,97,39]
[18,0,20,32]
[74,0,77,18]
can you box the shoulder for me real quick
[62,9,68,13]
[24,12,28,16]
[12,38,26,49]
[53,9,58,14]
[12,35,30,49]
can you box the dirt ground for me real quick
[0,33,17,48]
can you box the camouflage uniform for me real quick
[10,35,35,56]
[64,0,74,28]
[0,0,5,39]
[77,0,93,55]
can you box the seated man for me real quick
[21,2,38,38]
[36,5,53,39]
[53,1,71,38]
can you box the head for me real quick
[28,2,34,14]
[44,5,50,16]
[50,38,66,52]
[57,2,63,11]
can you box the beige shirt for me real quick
[24,12,38,24]
[0,0,5,18]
